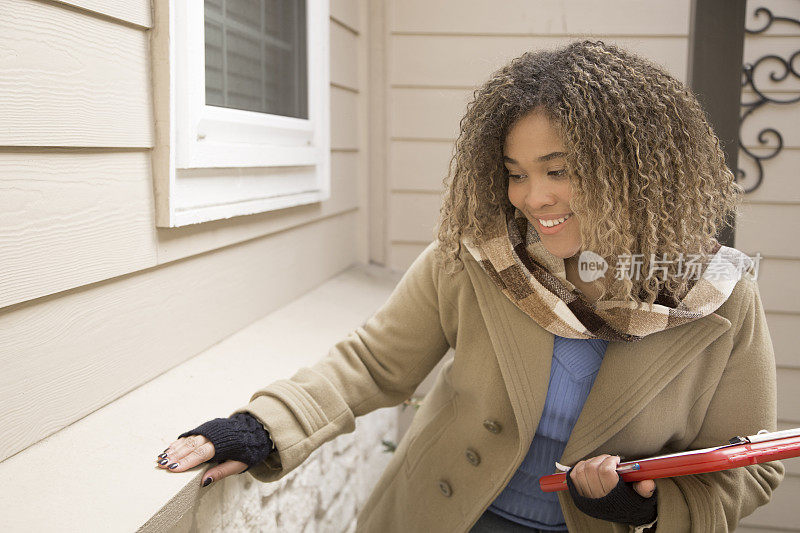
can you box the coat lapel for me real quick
[463,254,554,456]
[461,250,733,466]
[560,311,731,465]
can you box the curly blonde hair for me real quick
[435,39,743,306]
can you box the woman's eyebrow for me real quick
[503,151,567,164]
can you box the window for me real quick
[152,0,330,227]
[205,0,308,118]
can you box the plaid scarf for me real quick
[461,207,756,342]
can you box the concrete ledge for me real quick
[0,262,403,532]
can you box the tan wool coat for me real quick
[231,240,785,532]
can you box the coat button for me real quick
[465,448,481,466]
[483,419,502,434]
[438,479,453,497]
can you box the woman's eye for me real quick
[505,169,566,181]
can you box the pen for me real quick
[615,462,641,473]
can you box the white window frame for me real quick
[154,0,330,227]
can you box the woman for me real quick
[156,40,783,532]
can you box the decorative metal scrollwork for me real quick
[738,6,800,193]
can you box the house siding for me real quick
[736,1,800,530]
[1,1,383,530]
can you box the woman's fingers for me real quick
[633,479,656,498]
[157,435,198,466]
[581,455,609,498]
[595,455,620,497]
[156,435,247,486]
[569,462,579,487]
[200,460,249,487]
[570,459,591,497]
[569,454,656,500]
[569,454,619,498]
[156,435,215,471]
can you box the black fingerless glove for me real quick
[565,465,658,527]
[177,412,276,472]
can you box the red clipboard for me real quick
[539,428,800,493]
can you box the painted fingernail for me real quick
[158,453,168,459]
[168,463,179,469]
[202,477,213,487]
[163,448,170,453]
[158,459,168,465]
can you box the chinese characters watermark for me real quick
[577,251,762,283]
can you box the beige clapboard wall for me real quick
[384,0,799,530]
[0,0,369,467]
[735,1,800,531]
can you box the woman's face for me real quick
[503,109,582,259]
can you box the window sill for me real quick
[0,261,403,531]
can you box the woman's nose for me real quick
[524,183,558,211]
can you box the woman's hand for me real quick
[569,454,655,498]
[566,454,658,527]
[156,434,248,487]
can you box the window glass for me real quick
[205,0,308,119]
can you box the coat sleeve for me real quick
[650,277,785,532]
[228,240,454,483]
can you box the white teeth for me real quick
[539,213,572,227]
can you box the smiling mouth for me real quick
[536,213,573,227]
